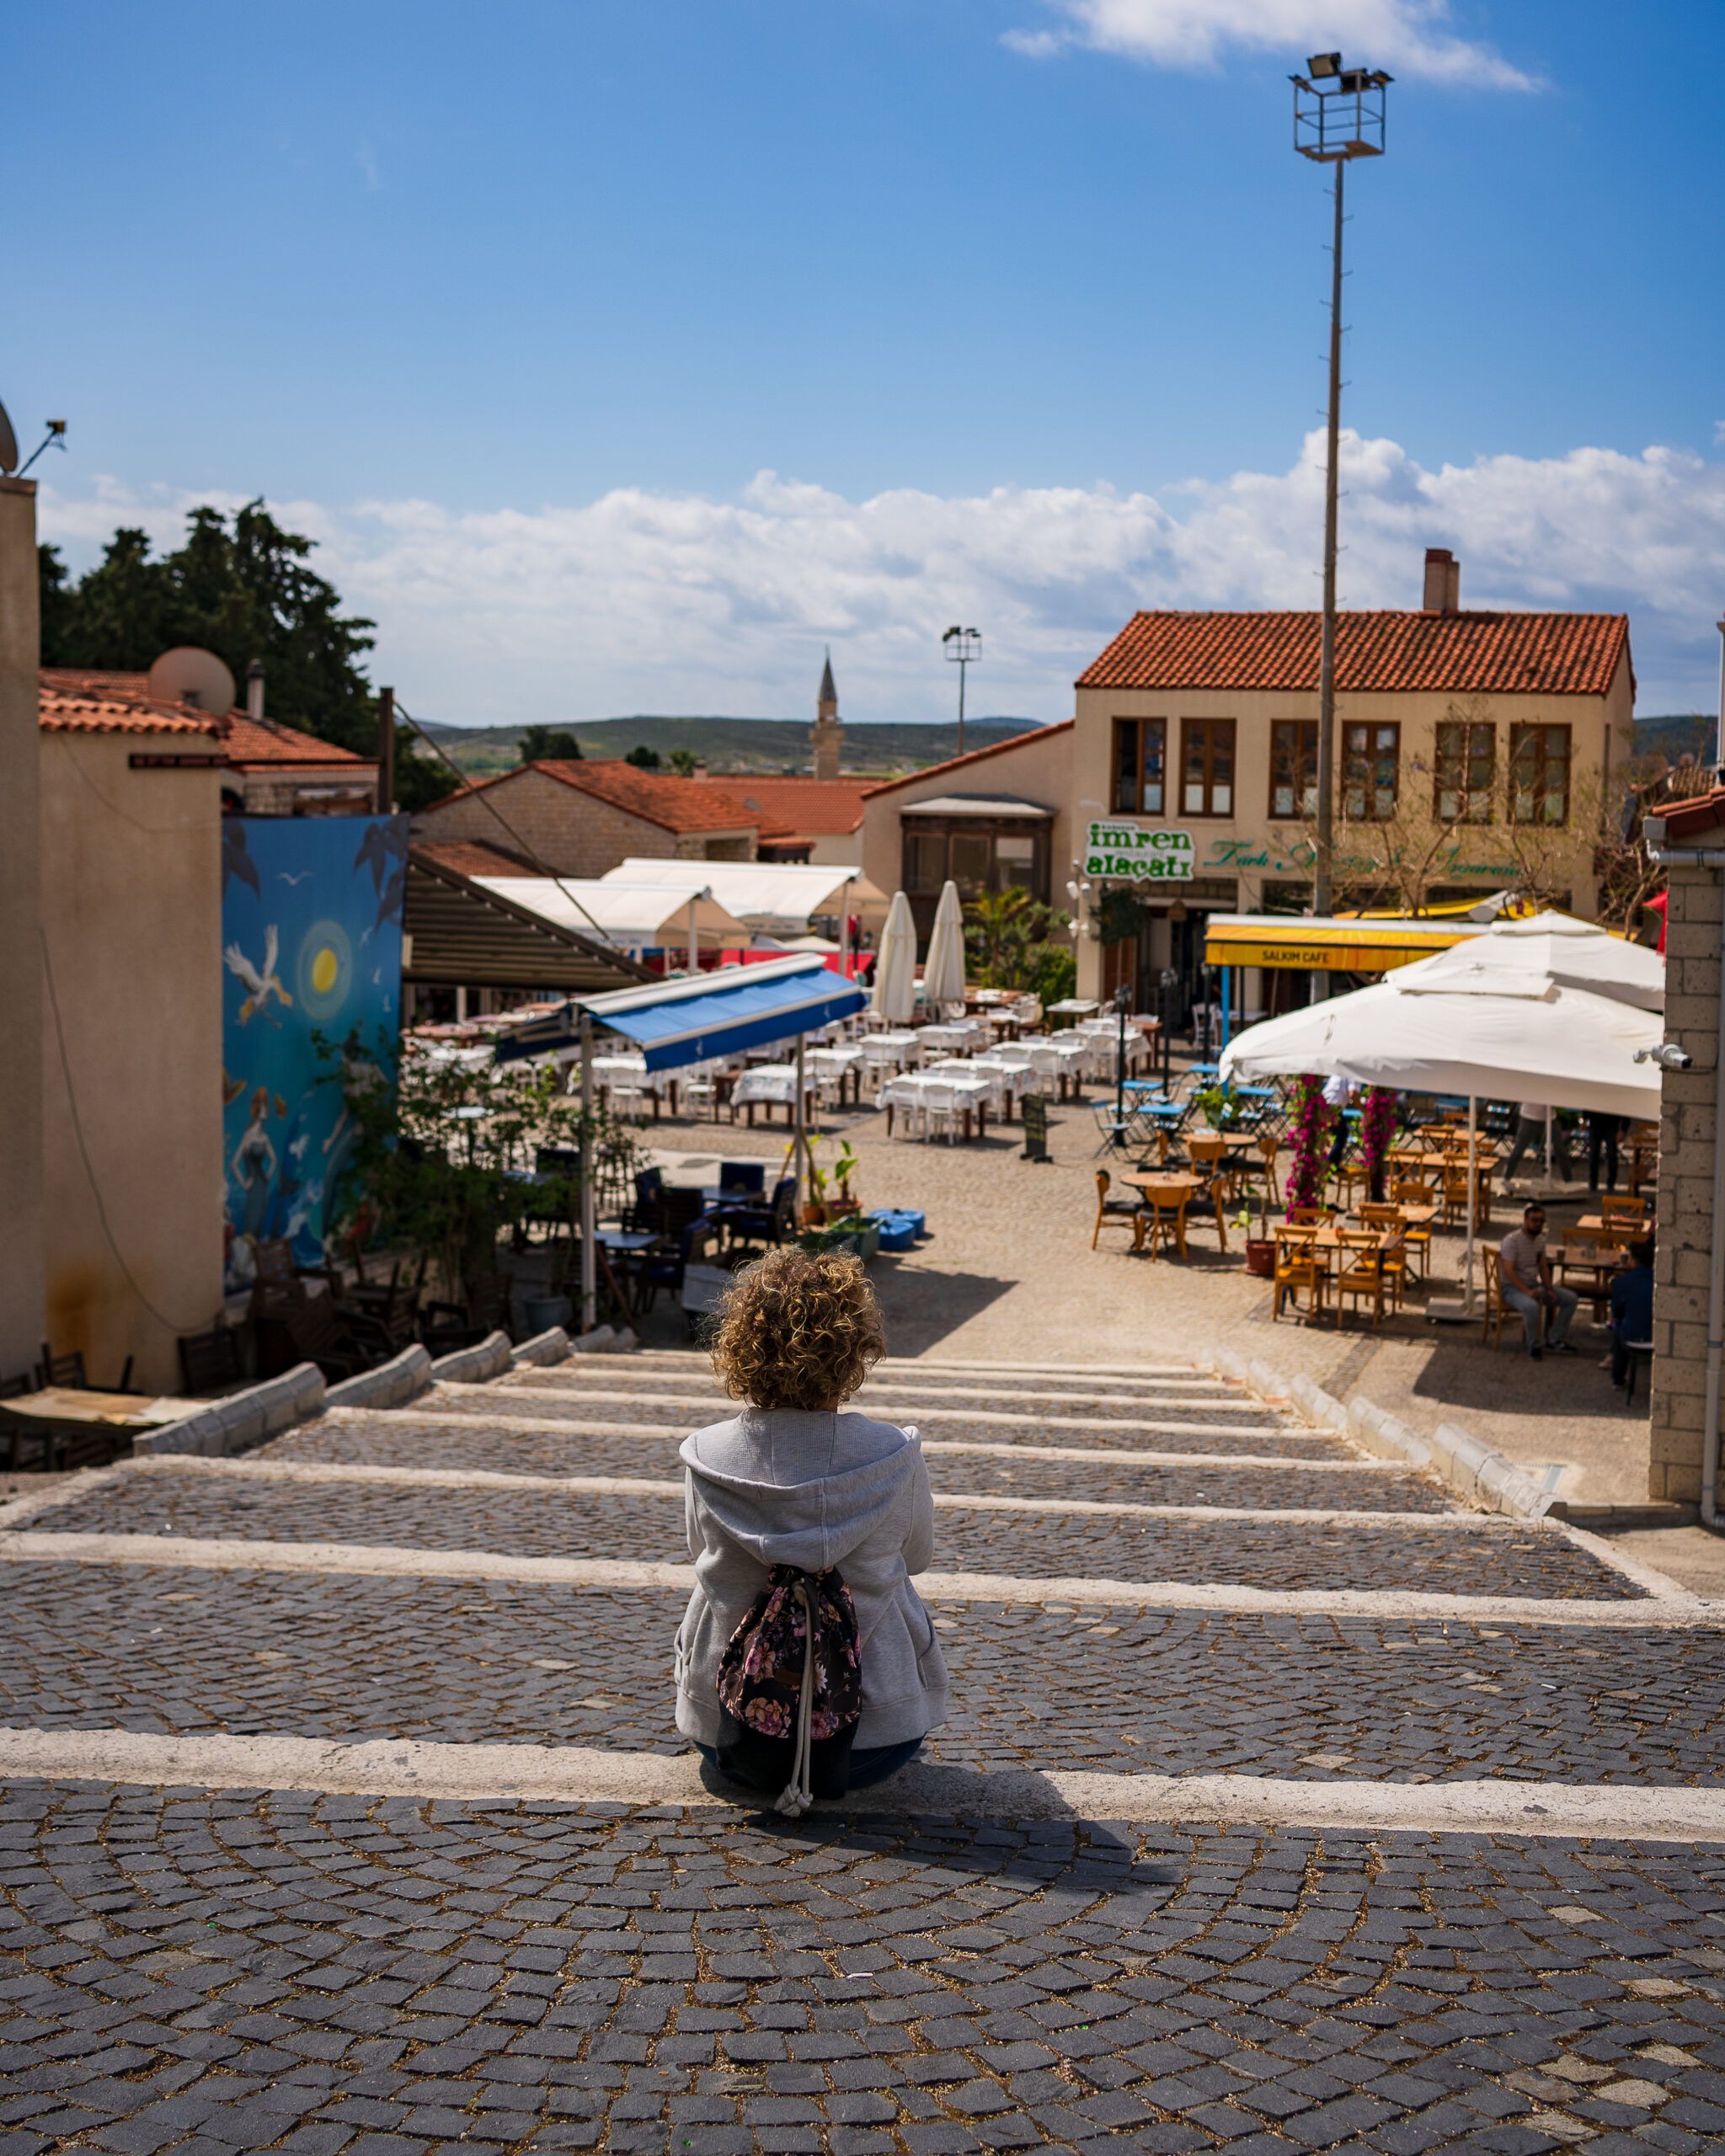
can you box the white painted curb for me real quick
[1208,1346,1555,1521]
[429,1330,514,1383]
[512,1327,571,1367]
[325,1345,432,1411]
[134,1364,326,1460]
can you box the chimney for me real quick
[246,659,265,722]
[1423,548,1460,614]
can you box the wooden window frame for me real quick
[1110,717,1167,817]
[1178,718,1236,820]
[1509,722,1571,827]
[1342,720,1400,822]
[1434,718,1496,826]
[1268,719,1319,821]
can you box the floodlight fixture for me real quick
[942,624,981,755]
[1307,51,1341,76]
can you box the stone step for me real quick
[3,1560,1714,1785]
[25,1465,1632,1600]
[505,1361,1250,1406]
[486,1375,1279,1426]
[264,1416,1439,1512]
[419,1390,1307,1447]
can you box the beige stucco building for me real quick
[1071,553,1632,1013]
[37,678,226,1393]
[860,722,1074,947]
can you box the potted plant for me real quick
[1240,1199,1276,1278]
[832,1139,860,1214]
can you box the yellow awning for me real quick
[1204,914,1485,972]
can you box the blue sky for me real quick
[12,0,1725,722]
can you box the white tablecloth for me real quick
[591,1055,676,1098]
[731,1064,813,1107]
[918,1021,985,1054]
[879,1071,994,1132]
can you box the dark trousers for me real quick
[1589,1117,1621,1192]
[696,1736,924,1792]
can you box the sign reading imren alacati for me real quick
[1083,819,1195,883]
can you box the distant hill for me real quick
[1633,713,1713,767]
[416,715,1040,778]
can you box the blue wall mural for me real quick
[221,815,409,1284]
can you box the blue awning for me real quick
[494,955,866,1072]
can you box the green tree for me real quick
[39,500,377,752]
[625,743,661,769]
[518,723,582,764]
[666,747,699,776]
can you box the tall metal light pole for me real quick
[1292,54,1391,921]
[943,625,980,756]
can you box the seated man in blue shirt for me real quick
[1608,1238,1655,1388]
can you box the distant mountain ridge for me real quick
[417,714,1042,776]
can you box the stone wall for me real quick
[416,769,671,875]
[1648,855,1720,1503]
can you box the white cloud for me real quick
[39,430,1725,725]
[1007,0,1536,89]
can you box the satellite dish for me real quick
[147,646,237,715]
[0,400,17,476]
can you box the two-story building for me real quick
[1071,552,1633,1012]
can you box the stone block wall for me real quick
[416,770,670,876]
[1649,857,1722,1502]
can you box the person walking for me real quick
[1503,1101,1573,1184]
[675,1246,947,1804]
[1498,1202,1579,1360]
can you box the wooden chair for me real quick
[1140,1186,1191,1261]
[1272,1225,1324,1321]
[1601,1194,1648,1233]
[37,1342,87,1390]
[1332,1160,1370,1211]
[1332,1229,1390,1328]
[1480,1246,1516,1349]
[1252,1131,1282,1204]
[1288,1204,1337,1227]
[178,1326,244,1396]
[1387,1182,1435,1280]
[1185,1134,1236,1253]
[1092,1171,1146,1253]
[1358,1206,1412,1307]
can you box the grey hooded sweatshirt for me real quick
[675,1406,949,1750]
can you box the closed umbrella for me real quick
[872,891,918,1024]
[921,881,967,1013]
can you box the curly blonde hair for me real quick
[709,1246,886,1411]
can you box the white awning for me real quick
[600,858,886,933]
[900,795,1054,818]
[473,876,751,947]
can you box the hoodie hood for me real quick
[679,1409,921,1575]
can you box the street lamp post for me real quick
[1292,54,1391,924]
[942,625,981,757]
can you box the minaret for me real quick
[812,650,841,782]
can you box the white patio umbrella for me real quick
[1220,971,1663,1306]
[871,890,918,1024]
[921,881,967,1013]
[1392,910,1664,1013]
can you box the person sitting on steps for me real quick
[1498,1201,1578,1360]
[674,1245,948,1796]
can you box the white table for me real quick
[1046,999,1101,1026]
[729,1063,815,1126]
[879,1071,994,1142]
[591,1054,681,1118]
[918,1020,985,1055]
[806,1045,867,1105]
[954,1056,1032,1119]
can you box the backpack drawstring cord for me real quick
[775,1579,817,1818]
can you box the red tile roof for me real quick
[1656,787,1725,842]
[40,668,220,738]
[1076,611,1631,697]
[413,837,536,878]
[698,775,870,835]
[219,713,373,771]
[862,719,1073,799]
[38,668,377,771]
[425,758,769,836]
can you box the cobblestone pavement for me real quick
[35,1471,1636,1598]
[264,1420,1454,1512]
[4,1789,1725,2155]
[3,1345,1719,2153]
